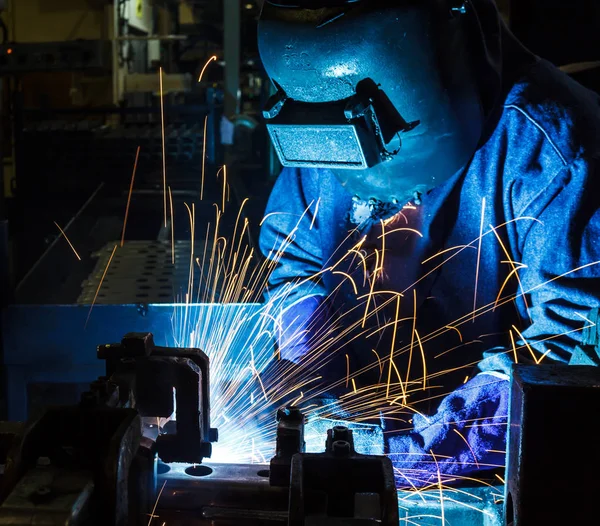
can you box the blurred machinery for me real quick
[0,0,272,290]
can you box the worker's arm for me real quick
[480,157,600,373]
[259,167,347,363]
[388,157,600,486]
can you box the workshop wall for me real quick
[12,0,107,43]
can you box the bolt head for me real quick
[332,440,351,457]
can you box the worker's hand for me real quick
[277,295,329,363]
[387,373,509,488]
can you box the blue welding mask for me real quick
[258,0,485,204]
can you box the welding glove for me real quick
[256,294,347,421]
[387,372,509,488]
[277,295,328,363]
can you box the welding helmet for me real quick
[258,0,485,204]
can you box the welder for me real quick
[257,0,600,486]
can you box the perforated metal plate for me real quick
[78,241,200,304]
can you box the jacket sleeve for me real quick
[389,157,600,487]
[388,373,508,487]
[479,155,600,375]
[259,168,327,303]
[259,167,331,362]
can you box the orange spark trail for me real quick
[159,67,167,227]
[494,264,526,309]
[54,221,81,260]
[168,186,175,264]
[201,115,208,200]
[453,428,479,468]
[473,197,486,321]
[362,250,380,328]
[490,224,531,319]
[121,146,141,247]
[333,271,358,295]
[220,165,227,211]
[198,55,217,82]
[404,216,540,295]
[535,348,553,364]
[406,289,417,391]
[345,354,350,388]
[431,451,446,526]
[414,330,427,391]
[386,295,405,400]
[422,245,476,265]
[511,325,538,362]
[86,245,117,327]
[509,330,519,363]
[148,480,167,526]
[445,325,463,342]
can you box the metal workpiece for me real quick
[269,406,306,487]
[98,332,217,465]
[289,426,399,526]
[78,241,200,305]
[506,364,600,525]
[156,462,289,524]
